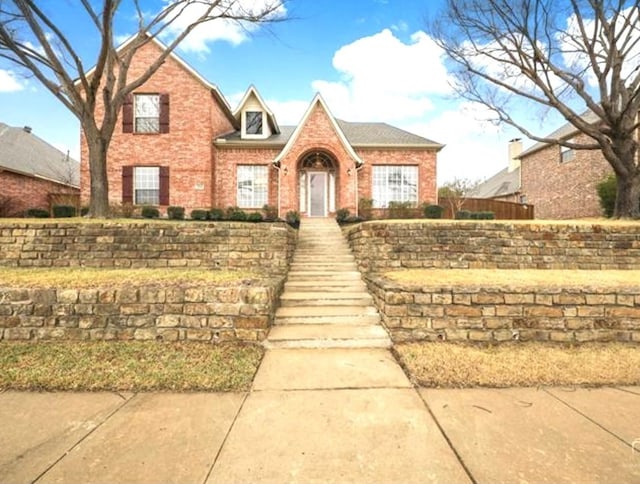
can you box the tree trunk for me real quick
[614,171,640,219]
[86,133,111,218]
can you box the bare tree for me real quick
[0,0,284,217]
[438,177,480,214]
[431,0,640,218]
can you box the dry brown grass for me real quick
[0,341,263,392]
[385,269,640,288]
[0,267,254,289]
[395,342,640,388]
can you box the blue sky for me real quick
[0,0,553,184]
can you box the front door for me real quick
[308,172,327,217]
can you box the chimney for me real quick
[508,138,522,172]
[23,126,32,134]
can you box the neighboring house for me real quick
[0,123,80,216]
[80,38,442,216]
[518,111,612,219]
[470,138,524,203]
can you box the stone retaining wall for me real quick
[366,275,640,343]
[0,279,283,342]
[346,221,640,271]
[0,221,297,274]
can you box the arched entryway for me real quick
[298,151,337,217]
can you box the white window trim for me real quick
[372,165,419,208]
[237,165,268,208]
[560,139,575,163]
[243,110,267,139]
[134,94,160,134]
[134,166,160,205]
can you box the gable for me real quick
[274,94,363,165]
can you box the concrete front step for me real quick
[266,322,391,349]
[284,284,367,293]
[287,271,362,278]
[292,254,354,261]
[276,305,379,318]
[289,265,358,272]
[275,314,382,325]
[280,299,372,308]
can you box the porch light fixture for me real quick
[347,168,352,176]
[283,166,288,176]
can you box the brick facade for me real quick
[520,133,612,219]
[80,40,440,215]
[1,170,78,216]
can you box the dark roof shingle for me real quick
[0,123,79,186]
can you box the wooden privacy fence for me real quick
[439,197,534,220]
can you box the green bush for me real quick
[80,206,90,216]
[336,208,350,224]
[423,204,444,219]
[263,204,278,222]
[455,210,471,220]
[190,209,209,221]
[226,206,248,221]
[596,174,616,218]
[285,210,300,229]
[388,201,414,219]
[141,206,160,219]
[247,212,264,223]
[359,198,374,220]
[26,208,50,218]
[167,206,185,220]
[52,205,76,218]
[343,215,364,225]
[208,208,225,221]
[479,211,496,220]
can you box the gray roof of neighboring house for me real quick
[469,167,521,199]
[519,110,600,158]
[217,120,442,148]
[0,123,80,187]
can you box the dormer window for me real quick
[245,111,263,135]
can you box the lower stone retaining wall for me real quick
[366,275,640,343]
[346,221,640,271]
[0,279,283,343]
[0,221,297,275]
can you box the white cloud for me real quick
[400,102,508,184]
[162,0,286,54]
[311,29,452,122]
[265,99,309,125]
[0,69,24,92]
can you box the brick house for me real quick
[518,112,612,219]
[0,123,80,216]
[80,38,442,217]
[469,138,524,203]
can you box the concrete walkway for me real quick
[2,219,640,483]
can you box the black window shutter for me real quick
[159,166,170,205]
[159,94,170,133]
[122,166,133,203]
[122,95,134,133]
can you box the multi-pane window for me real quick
[135,94,160,133]
[245,111,263,135]
[372,165,418,208]
[560,139,575,163]
[237,165,268,208]
[134,167,160,205]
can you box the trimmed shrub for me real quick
[141,206,160,219]
[596,174,616,218]
[80,206,90,216]
[247,212,264,223]
[285,210,300,229]
[423,204,444,219]
[455,210,471,220]
[52,205,76,218]
[167,206,185,220]
[359,198,374,220]
[263,204,278,222]
[336,208,350,224]
[226,206,248,221]
[208,208,225,221]
[190,209,209,221]
[388,201,414,219]
[479,211,496,220]
[110,202,136,218]
[25,208,50,218]
[343,215,364,225]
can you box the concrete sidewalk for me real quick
[2,370,639,483]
